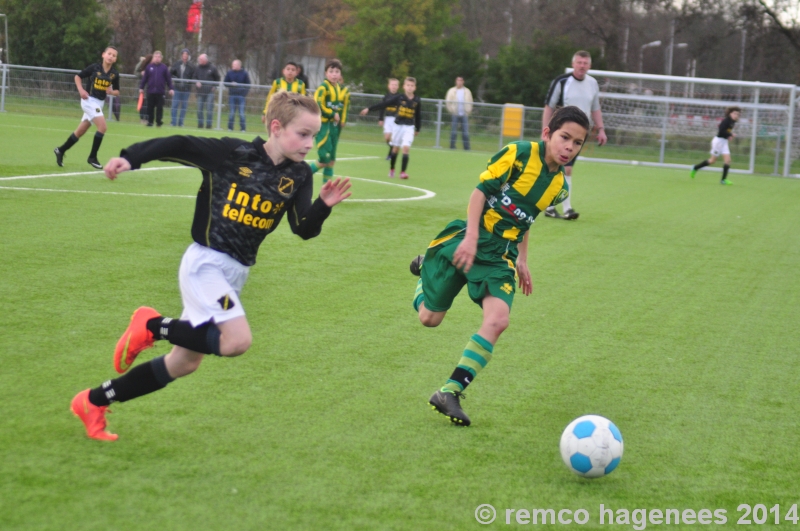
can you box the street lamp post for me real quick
[0,14,8,63]
[639,40,661,90]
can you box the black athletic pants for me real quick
[146,93,166,126]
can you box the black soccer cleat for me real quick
[429,389,471,426]
[54,148,64,167]
[410,254,424,276]
[563,208,580,220]
[87,157,103,170]
[544,208,562,219]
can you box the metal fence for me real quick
[1,63,798,176]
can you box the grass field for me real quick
[1,112,800,530]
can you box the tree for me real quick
[336,0,482,97]
[0,0,111,69]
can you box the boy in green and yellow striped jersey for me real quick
[309,59,348,183]
[410,106,590,426]
[261,61,306,124]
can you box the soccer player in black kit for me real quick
[70,91,351,441]
[360,77,421,179]
[691,106,741,185]
[54,46,120,169]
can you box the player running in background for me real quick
[409,106,590,426]
[54,47,120,170]
[379,78,400,160]
[690,106,741,185]
[261,60,306,124]
[309,59,348,183]
[70,91,351,441]
[360,77,421,179]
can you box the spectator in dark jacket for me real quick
[297,64,310,90]
[193,54,220,128]
[139,51,174,127]
[169,49,195,127]
[224,60,251,131]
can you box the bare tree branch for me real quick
[757,0,800,50]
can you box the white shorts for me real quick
[391,124,416,148]
[178,243,249,326]
[710,137,730,157]
[382,116,396,136]
[80,96,105,122]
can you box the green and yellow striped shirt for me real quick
[314,80,347,123]
[262,77,306,115]
[476,141,569,242]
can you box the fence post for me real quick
[435,99,442,148]
[749,87,759,174]
[499,106,505,151]
[106,95,113,120]
[519,106,525,140]
[783,85,796,177]
[215,78,224,130]
[0,63,7,112]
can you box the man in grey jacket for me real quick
[193,54,221,129]
[170,49,195,127]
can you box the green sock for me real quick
[322,167,333,182]
[309,162,320,174]
[412,278,424,312]
[442,334,494,394]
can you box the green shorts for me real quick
[315,121,340,164]
[420,220,519,312]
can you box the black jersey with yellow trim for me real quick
[79,63,120,101]
[378,92,399,120]
[716,116,736,139]
[368,93,421,131]
[120,136,331,266]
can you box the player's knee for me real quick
[419,312,443,328]
[485,315,509,335]
[219,332,252,357]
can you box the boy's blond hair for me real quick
[265,91,320,129]
[404,77,416,84]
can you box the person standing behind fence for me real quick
[170,49,195,127]
[193,54,220,129]
[139,51,174,127]
[54,46,120,170]
[224,60,251,132]
[542,50,607,221]
[296,64,310,90]
[446,76,473,151]
[134,55,152,124]
[261,61,306,124]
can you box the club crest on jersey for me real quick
[554,189,569,204]
[278,176,294,197]
[238,167,253,178]
[217,295,236,310]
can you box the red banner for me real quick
[186,1,202,33]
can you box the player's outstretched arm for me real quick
[104,157,132,180]
[319,177,352,207]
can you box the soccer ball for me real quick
[559,415,623,478]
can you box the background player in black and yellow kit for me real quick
[54,46,120,169]
[360,77,421,179]
[691,106,741,185]
[70,91,352,441]
[379,78,400,160]
[261,60,306,124]
[410,106,590,426]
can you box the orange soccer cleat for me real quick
[114,306,161,373]
[71,389,118,441]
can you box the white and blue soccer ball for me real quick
[559,415,623,478]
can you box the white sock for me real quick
[562,174,573,211]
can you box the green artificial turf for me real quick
[1,112,799,530]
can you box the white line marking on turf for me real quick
[0,156,380,181]
[343,176,435,202]
[0,186,195,198]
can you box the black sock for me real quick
[390,152,398,170]
[146,317,221,355]
[59,133,79,153]
[387,144,393,157]
[89,132,104,158]
[401,154,409,172]
[88,355,174,406]
[722,164,730,180]
[693,160,710,171]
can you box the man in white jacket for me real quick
[446,76,473,150]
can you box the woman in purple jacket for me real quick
[139,51,174,127]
